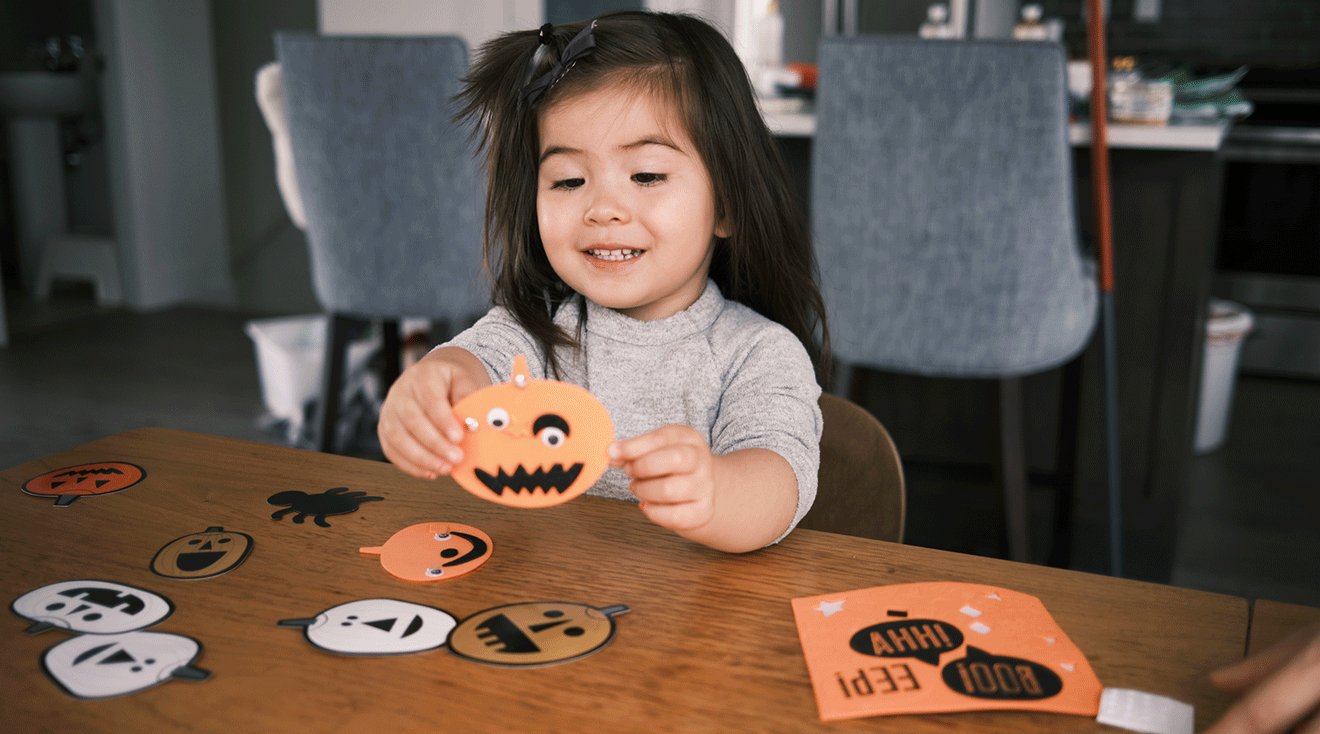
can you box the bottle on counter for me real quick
[1013,4,1049,40]
[1108,56,1174,125]
[919,4,958,39]
[750,0,785,97]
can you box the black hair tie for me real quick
[522,20,598,109]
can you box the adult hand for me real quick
[1204,619,1320,734]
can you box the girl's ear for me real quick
[715,217,732,239]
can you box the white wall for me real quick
[94,0,236,310]
[319,0,542,48]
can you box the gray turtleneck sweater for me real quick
[444,280,821,544]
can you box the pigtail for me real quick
[455,27,581,378]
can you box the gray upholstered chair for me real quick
[275,33,487,453]
[801,393,906,543]
[812,37,1097,562]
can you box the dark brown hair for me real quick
[456,10,830,384]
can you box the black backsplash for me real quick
[1040,0,1320,71]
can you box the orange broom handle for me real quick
[1087,0,1115,294]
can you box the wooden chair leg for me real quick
[317,313,357,454]
[998,377,1031,563]
[381,318,401,390]
[1047,354,1083,568]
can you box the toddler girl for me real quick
[378,11,830,553]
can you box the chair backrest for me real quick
[275,33,487,320]
[800,393,906,543]
[812,37,1096,379]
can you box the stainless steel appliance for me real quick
[1215,67,1320,379]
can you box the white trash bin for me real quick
[1194,298,1255,454]
[244,314,378,440]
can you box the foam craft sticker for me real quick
[22,462,145,506]
[41,630,209,699]
[447,601,629,667]
[150,526,254,580]
[278,599,457,656]
[450,355,614,508]
[359,522,492,582]
[267,486,383,527]
[12,580,175,635]
[791,582,1103,721]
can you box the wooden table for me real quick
[1248,600,1320,656]
[1,428,1247,732]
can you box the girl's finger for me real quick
[623,443,700,480]
[637,496,711,531]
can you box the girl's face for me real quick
[536,83,728,321]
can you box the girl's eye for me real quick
[632,172,666,186]
[551,178,585,190]
[486,408,510,430]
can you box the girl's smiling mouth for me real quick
[586,248,643,261]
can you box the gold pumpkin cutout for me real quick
[151,526,254,579]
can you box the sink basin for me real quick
[0,70,99,118]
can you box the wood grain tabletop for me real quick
[0,427,1248,732]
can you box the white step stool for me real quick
[36,233,123,306]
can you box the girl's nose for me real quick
[584,186,629,225]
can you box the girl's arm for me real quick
[609,430,798,553]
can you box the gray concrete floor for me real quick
[3,289,1317,608]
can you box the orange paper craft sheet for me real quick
[791,582,1103,721]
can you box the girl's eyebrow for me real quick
[539,137,684,165]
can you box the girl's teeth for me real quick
[589,249,640,261]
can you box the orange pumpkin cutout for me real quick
[151,526,254,580]
[359,522,492,582]
[22,462,145,506]
[450,355,614,508]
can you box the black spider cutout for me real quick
[267,487,383,527]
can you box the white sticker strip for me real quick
[960,605,982,618]
[1097,688,1193,734]
[970,622,992,635]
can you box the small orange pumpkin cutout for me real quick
[22,462,145,506]
[359,522,493,582]
[450,355,614,508]
[151,526,254,579]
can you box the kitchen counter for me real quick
[762,103,1231,151]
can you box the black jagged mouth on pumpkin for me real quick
[474,463,585,496]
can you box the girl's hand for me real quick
[608,425,717,534]
[377,347,490,480]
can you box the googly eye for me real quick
[486,407,509,430]
[434,532,451,540]
[425,567,445,577]
[539,426,566,449]
[465,416,479,432]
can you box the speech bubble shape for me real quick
[12,580,175,635]
[41,631,209,699]
[941,646,1063,700]
[848,618,965,666]
[278,599,457,656]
